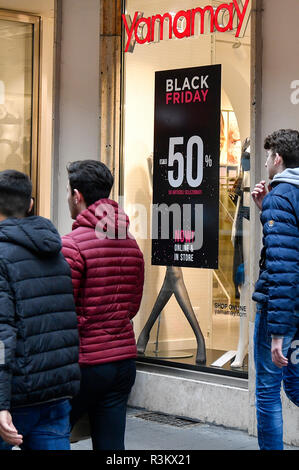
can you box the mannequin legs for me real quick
[137,275,173,354]
[231,308,249,368]
[173,281,206,364]
[137,267,206,364]
[231,218,250,368]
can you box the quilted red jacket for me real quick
[62,199,144,366]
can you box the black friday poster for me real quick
[151,64,221,269]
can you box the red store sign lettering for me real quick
[123,0,251,53]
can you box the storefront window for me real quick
[0,12,39,196]
[121,0,252,377]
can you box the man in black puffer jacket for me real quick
[0,170,80,450]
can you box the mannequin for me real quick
[136,155,206,364]
[230,139,250,368]
[0,103,23,172]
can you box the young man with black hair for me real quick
[0,170,80,450]
[252,129,299,450]
[62,160,144,450]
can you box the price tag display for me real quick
[152,65,221,269]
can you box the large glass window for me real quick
[0,11,39,198]
[121,0,252,377]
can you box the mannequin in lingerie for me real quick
[230,139,250,368]
[136,155,206,364]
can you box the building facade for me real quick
[0,0,298,445]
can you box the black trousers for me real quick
[70,358,136,450]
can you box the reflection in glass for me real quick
[0,20,33,176]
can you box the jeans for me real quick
[0,399,71,450]
[70,359,136,450]
[254,310,299,450]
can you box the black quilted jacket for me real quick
[0,216,81,410]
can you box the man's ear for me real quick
[73,189,84,205]
[28,198,34,214]
[26,198,35,217]
[274,153,283,166]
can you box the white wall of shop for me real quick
[55,0,101,235]
[260,0,299,172]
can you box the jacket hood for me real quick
[272,168,299,186]
[0,216,62,255]
[73,199,130,238]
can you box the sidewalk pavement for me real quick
[71,407,299,451]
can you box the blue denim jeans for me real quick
[70,358,136,450]
[0,399,71,450]
[254,310,299,450]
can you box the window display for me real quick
[0,18,33,175]
[0,12,39,198]
[121,0,252,377]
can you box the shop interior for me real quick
[122,0,251,377]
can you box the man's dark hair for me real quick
[264,129,299,168]
[0,170,32,217]
[67,160,114,207]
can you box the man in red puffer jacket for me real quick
[62,160,144,450]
